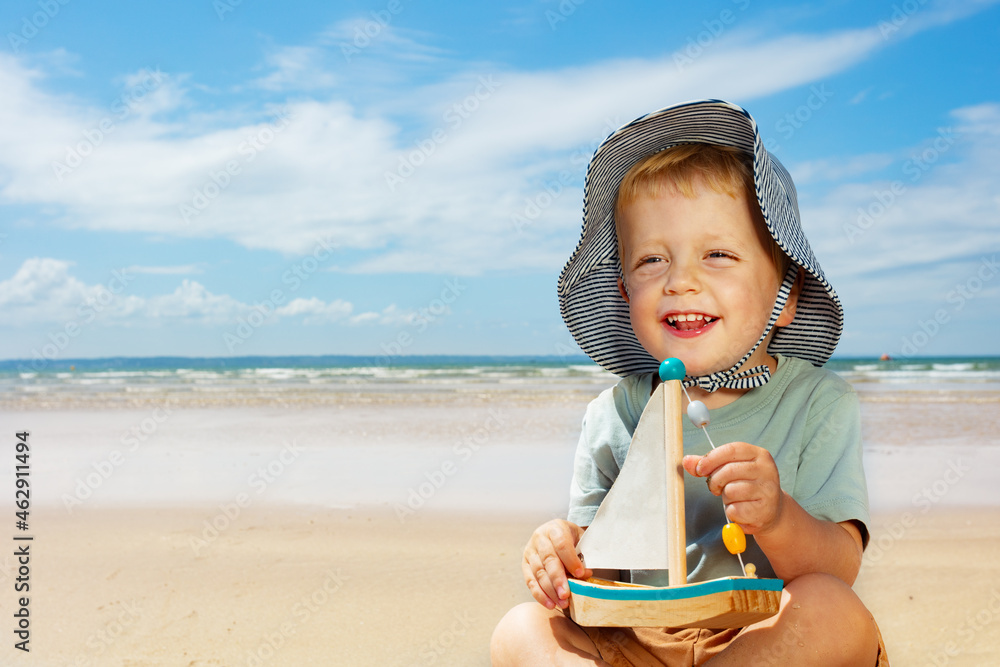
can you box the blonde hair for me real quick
[615,144,791,280]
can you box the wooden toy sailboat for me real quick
[567,358,783,628]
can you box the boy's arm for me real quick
[684,443,865,586]
[751,491,865,585]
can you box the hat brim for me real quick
[557,99,843,376]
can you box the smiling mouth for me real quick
[664,313,718,332]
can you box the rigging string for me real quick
[680,384,756,578]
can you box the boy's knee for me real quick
[491,602,602,666]
[784,574,878,664]
[490,603,546,664]
[786,573,866,615]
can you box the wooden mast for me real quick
[664,376,687,586]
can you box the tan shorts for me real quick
[583,620,890,666]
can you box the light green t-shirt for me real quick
[567,354,869,584]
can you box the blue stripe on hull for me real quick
[568,577,783,602]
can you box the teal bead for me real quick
[658,358,686,382]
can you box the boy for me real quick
[491,100,888,665]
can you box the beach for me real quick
[3,359,1000,665]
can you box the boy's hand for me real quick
[521,519,591,610]
[682,442,784,536]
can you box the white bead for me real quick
[687,400,710,428]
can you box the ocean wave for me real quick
[3,357,996,399]
[932,362,976,372]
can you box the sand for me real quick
[4,506,998,666]
[3,384,1000,665]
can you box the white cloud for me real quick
[0,258,94,317]
[0,27,892,274]
[320,20,447,66]
[276,297,353,324]
[125,264,203,275]
[0,258,144,324]
[0,259,421,330]
[877,0,1000,40]
[0,6,995,279]
[789,153,896,185]
[348,304,419,326]
[253,46,339,91]
[144,280,247,324]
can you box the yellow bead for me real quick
[722,522,746,555]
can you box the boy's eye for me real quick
[707,251,735,260]
[634,256,664,270]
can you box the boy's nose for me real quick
[663,261,700,295]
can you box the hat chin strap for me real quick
[682,265,798,393]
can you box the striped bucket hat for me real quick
[557,99,843,381]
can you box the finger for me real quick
[682,454,703,477]
[541,549,573,608]
[721,497,770,532]
[704,460,759,494]
[693,442,757,477]
[523,551,559,608]
[547,524,588,580]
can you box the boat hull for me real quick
[568,576,783,628]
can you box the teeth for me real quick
[666,314,717,324]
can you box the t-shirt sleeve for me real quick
[566,388,628,527]
[792,384,871,547]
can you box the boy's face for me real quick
[616,178,796,379]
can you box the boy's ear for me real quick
[617,277,630,304]
[775,268,805,327]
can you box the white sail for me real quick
[577,381,680,571]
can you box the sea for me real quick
[2,354,1000,404]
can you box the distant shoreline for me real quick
[1,352,997,371]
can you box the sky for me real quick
[0,0,998,364]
